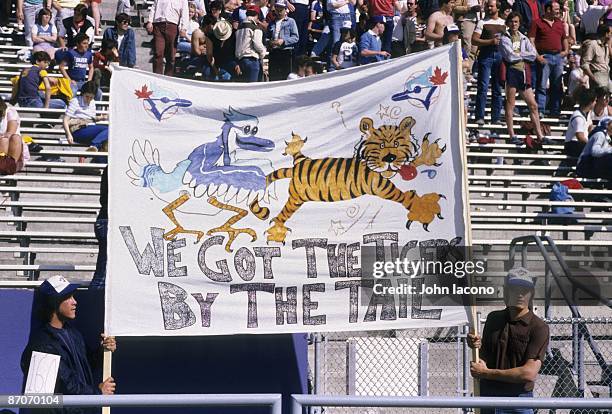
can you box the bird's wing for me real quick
[126,139,161,187]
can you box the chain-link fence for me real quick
[310,319,612,414]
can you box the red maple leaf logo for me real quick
[429,67,448,86]
[134,85,153,99]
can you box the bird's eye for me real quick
[252,126,258,135]
[394,141,399,147]
[380,143,385,149]
[243,126,251,134]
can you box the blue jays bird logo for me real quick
[391,66,448,110]
[135,84,193,121]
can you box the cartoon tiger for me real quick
[354,116,446,179]
[249,118,444,244]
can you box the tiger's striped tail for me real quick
[249,167,294,220]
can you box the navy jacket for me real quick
[103,27,137,68]
[512,0,543,35]
[21,323,101,414]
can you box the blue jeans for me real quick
[481,391,534,414]
[329,13,352,54]
[89,218,107,290]
[475,51,503,122]
[18,96,66,109]
[23,3,43,47]
[312,29,330,56]
[73,124,108,149]
[177,40,192,54]
[239,57,261,82]
[536,53,564,114]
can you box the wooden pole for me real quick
[455,40,481,411]
[102,349,112,414]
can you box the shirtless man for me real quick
[425,0,456,47]
[191,15,218,57]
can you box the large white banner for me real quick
[107,44,470,336]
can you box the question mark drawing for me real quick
[331,101,348,129]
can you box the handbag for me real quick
[67,118,89,134]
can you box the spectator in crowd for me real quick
[468,267,549,414]
[207,19,240,80]
[390,2,407,58]
[499,1,512,18]
[178,2,203,54]
[0,97,28,176]
[580,0,611,38]
[116,0,131,14]
[191,0,207,17]
[512,0,542,34]
[576,116,612,179]
[581,24,611,91]
[146,0,190,75]
[190,14,217,68]
[93,38,119,87]
[222,0,238,19]
[58,3,95,48]
[359,15,389,64]
[425,0,455,47]
[14,51,66,109]
[500,12,545,144]
[51,0,84,38]
[454,0,480,68]
[32,8,58,59]
[558,0,576,45]
[403,0,428,53]
[232,0,267,28]
[20,275,117,396]
[103,13,137,68]
[62,81,108,151]
[331,27,358,69]
[90,167,108,289]
[565,86,597,157]
[59,33,101,100]
[236,5,266,81]
[472,0,506,126]
[287,55,316,79]
[566,52,589,101]
[84,0,101,35]
[308,0,325,53]
[0,0,13,31]
[17,0,52,47]
[367,0,400,54]
[590,87,611,123]
[210,0,225,19]
[529,1,568,118]
[267,0,299,80]
[287,0,310,56]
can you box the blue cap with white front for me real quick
[39,275,80,297]
[505,267,535,288]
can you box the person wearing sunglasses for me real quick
[103,13,137,68]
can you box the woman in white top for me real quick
[577,117,612,180]
[564,87,597,157]
[0,98,29,175]
[31,8,57,60]
[62,81,108,150]
[177,3,202,53]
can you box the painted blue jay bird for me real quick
[127,107,276,252]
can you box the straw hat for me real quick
[213,19,232,41]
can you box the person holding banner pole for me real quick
[20,275,117,409]
[468,267,549,414]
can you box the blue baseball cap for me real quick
[39,275,80,297]
[505,267,535,288]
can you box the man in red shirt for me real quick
[528,1,568,117]
[366,0,402,53]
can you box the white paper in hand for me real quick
[25,351,60,394]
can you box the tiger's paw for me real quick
[412,135,446,168]
[406,193,444,231]
[266,220,290,244]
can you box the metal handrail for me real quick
[291,395,612,414]
[57,394,281,413]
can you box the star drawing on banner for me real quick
[329,219,346,235]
